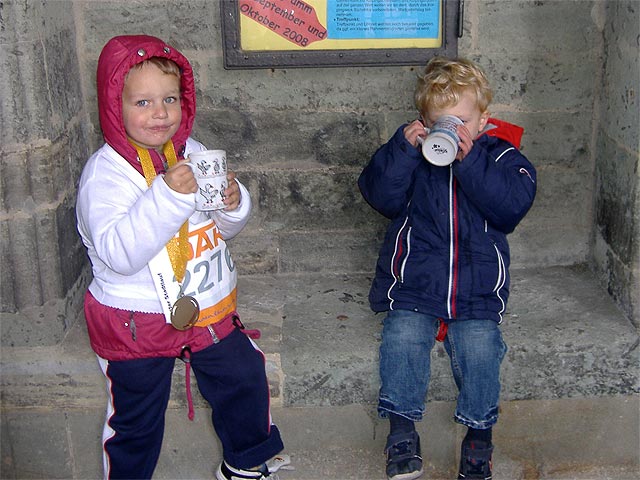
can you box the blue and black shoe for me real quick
[457,438,493,480]
[384,430,424,480]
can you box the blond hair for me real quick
[127,57,181,78]
[414,57,493,116]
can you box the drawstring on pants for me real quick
[176,319,261,421]
[179,345,195,421]
[436,318,448,342]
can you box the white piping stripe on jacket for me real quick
[446,169,455,319]
[492,244,507,323]
[400,227,412,283]
[495,147,514,163]
[387,216,410,310]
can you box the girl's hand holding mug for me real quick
[165,160,198,194]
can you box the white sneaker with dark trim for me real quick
[216,460,279,480]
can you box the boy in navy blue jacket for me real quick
[358,57,536,480]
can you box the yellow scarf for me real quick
[133,141,189,283]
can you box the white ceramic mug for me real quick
[421,115,463,166]
[187,150,228,211]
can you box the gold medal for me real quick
[170,295,200,330]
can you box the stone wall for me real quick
[0,0,91,347]
[76,0,604,273]
[592,0,640,325]
[1,0,637,349]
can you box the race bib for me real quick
[150,219,237,327]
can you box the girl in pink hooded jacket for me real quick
[76,35,284,480]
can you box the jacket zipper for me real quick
[447,171,459,319]
[129,312,137,342]
[207,324,220,344]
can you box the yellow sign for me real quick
[238,0,443,51]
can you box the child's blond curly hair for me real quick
[414,57,493,117]
[127,57,181,79]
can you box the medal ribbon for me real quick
[133,140,189,283]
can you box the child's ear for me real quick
[479,110,490,131]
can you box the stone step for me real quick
[1,399,638,479]
[3,265,636,410]
[1,265,639,478]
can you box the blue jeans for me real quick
[378,309,507,429]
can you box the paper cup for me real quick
[187,150,228,211]
[422,115,463,166]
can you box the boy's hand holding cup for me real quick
[419,115,464,166]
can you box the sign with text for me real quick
[223,0,462,68]
[328,1,440,40]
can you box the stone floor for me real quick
[1,265,639,479]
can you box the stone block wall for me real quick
[592,0,639,325]
[75,0,606,277]
[1,0,638,349]
[0,1,91,347]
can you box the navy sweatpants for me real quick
[98,329,283,479]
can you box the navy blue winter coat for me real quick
[358,119,537,323]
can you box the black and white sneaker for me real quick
[216,461,279,480]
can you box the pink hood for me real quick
[96,35,196,176]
